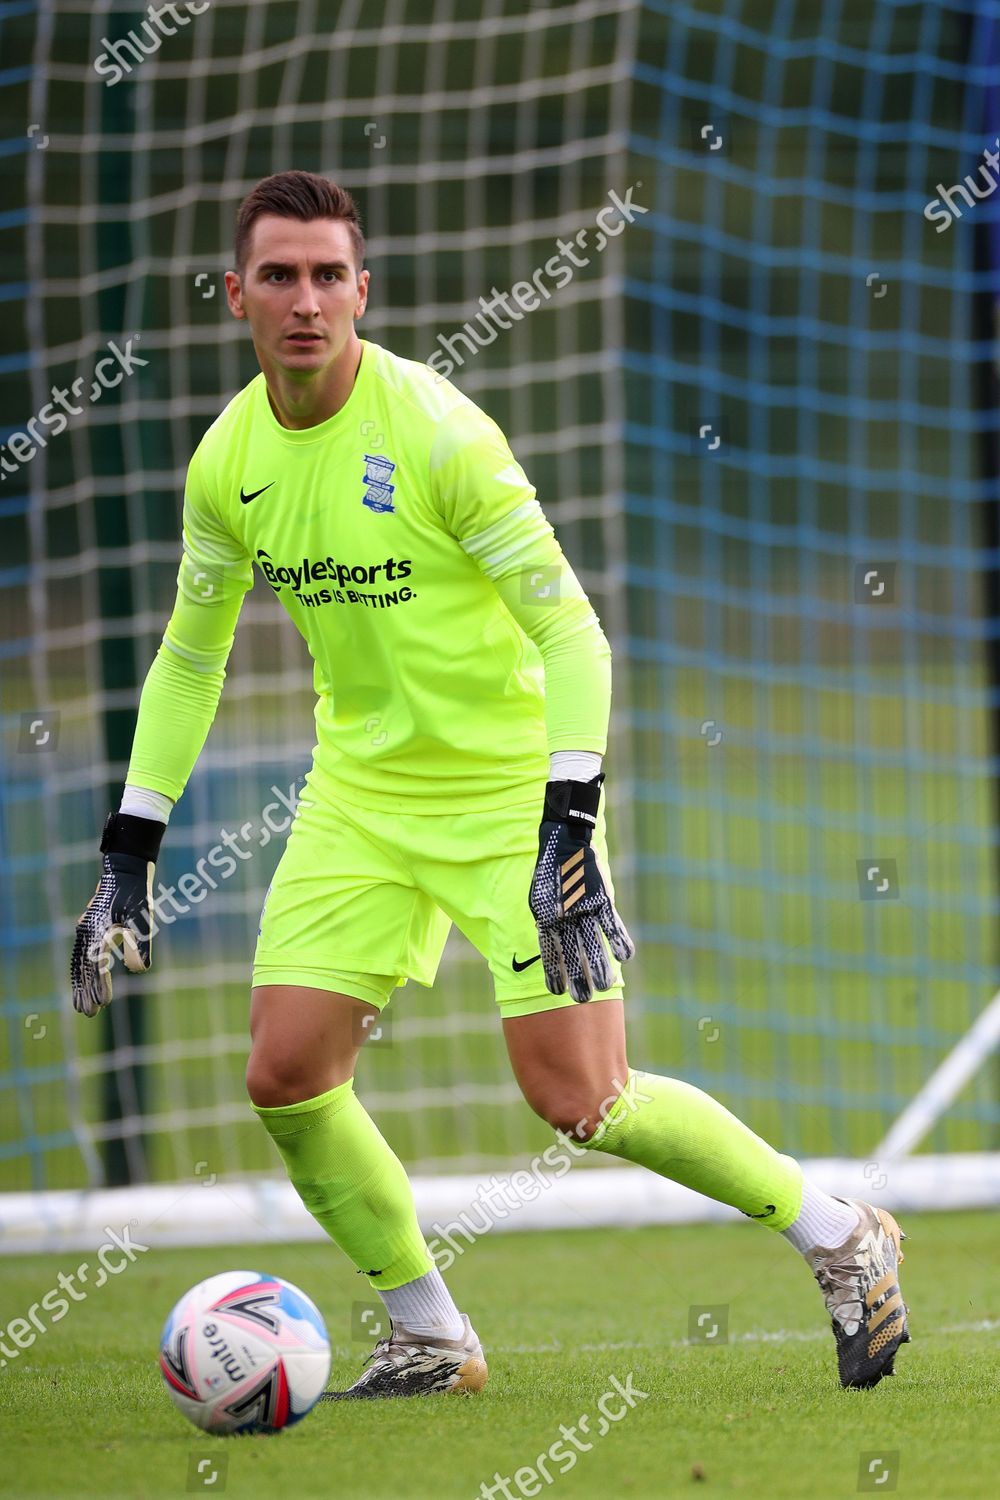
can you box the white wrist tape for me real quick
[120,784,174,824]
[548,750,603,782]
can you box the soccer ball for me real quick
[159,1270,331,1434]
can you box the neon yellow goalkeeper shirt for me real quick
[127,338,612,812]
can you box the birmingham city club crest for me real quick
[362,453,396,513]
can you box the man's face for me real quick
[225,215,369,377]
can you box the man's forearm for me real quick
[125,643,227,804]
[505,587,612,755]
[460,499,612,755]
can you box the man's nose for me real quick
[292,278,321,315]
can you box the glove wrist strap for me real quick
[542,773,604,837]
[100,810,165,863]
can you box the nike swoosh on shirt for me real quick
[240,482,275,504]
[512,953,542,972]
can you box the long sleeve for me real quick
[461,500,611,752]
[127,445,253,801]
[431,402,611,753]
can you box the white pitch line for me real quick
[326,1318,1000,1362]
[479,1318,1000,1356]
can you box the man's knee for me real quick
[246,1048,324,1109]
[520,1077,628,1142]
[247,984,372,1108]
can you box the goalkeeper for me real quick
[71,171,908,1397]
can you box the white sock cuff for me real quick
[378,1266,465,1340]
[781,1179,861,1255]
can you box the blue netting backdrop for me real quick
[625,0,999,1157]
[1,0,998,1192]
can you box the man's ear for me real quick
[224,269,246,320]
[354,267,370,320]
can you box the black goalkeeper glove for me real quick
[71,811,164,1017]
[528,773,635,1004]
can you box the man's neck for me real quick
[264,336,364,430]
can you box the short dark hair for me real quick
[234,170,365,274]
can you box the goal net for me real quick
[2,0,998,1247]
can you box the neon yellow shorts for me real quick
[252,773,625,1019]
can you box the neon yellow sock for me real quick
[252,1079,433,1289]
[580,1070,803,1230]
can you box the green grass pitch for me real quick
[1,1211,997,1499]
